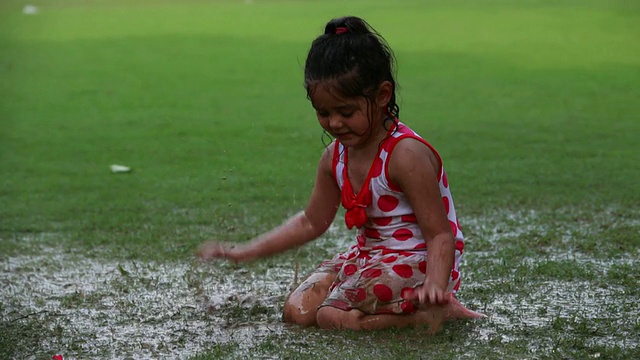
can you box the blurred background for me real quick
[1,1,638,359]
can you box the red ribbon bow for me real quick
[341,178,372,229]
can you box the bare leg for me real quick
[316,305,445,333]
[316,294,484,332]
[283,271,337,327]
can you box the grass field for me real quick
[1,0,639,359]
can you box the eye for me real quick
[316,110,330,118]
[340,112,354,118]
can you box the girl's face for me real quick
[310,83,390,149]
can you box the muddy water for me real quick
[0,224,354,359]
[2,209,638,358]
[1,248,295,359]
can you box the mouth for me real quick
[333,132,351,138]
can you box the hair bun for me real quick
[324,16,369,35]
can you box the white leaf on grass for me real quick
[110,164,132,173]
[23,5,39,15]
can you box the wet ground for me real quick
[2,208,638,359]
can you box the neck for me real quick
[350,116,393,153]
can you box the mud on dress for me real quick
[318,122,466,315]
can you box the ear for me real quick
[376,81,393,111]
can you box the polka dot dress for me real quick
[319,122,465,315]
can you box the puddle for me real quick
[1,252,294,359]
[463,206,640,243]
[0,224,353,358]
[1,208,638,358]
[472,280,639,351]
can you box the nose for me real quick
[328,114,344,130]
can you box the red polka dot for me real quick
[412,243,426,251]
[451,270,459,281]
[442,196,450,215]
[400,301,415,313]
[364,228,381,239]
[455,240,464,253]
[345,287,367,302]
[442,172,449,188]
[377,195,399,212]
[453,279,461,292]
[343,264,357,276]
[328,299,351,311]
[392,264,413,278]
[347,251,357,260]
[418,261,426,274]
[401,214,417,223]
[400,287,415,300]
[449,220,458,237]
[371,157,383,178]
[373,216,392,226]
[373,284,393,302]
[382,255,398,263]
[392,228,413,241]
[362,268,382,278]
[457,218,462,231]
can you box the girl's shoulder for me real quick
[319,140,338,172]
[384,122,427,153]
[387,123,443,176]
[322,139,339,160]
[392,122,421,138]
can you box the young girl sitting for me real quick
[198,16,484,332]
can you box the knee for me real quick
[283,297,318,327]
[282,272,335,327]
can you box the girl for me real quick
[198,16,483,331]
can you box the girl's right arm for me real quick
[197,145,341,262]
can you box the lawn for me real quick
[1,0,639,359]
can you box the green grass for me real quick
[1,0,639,359]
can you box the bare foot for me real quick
[443,294,486,320]
[411,295,484,334]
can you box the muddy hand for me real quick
[407,279,450,305]
[196,241,239,262]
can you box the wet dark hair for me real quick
[304,16,400,121]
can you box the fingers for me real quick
[435,290,450,305]
[419,288,437,305]
[426,290,448,305]
[409,285,450,306]
[196,242,233,261]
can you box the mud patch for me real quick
[2,207,638,359]
[1,250,294,359]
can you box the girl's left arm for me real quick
[388,138,456,305]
